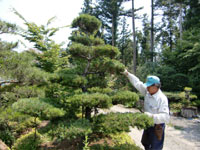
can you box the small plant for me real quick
[83,134,90,150]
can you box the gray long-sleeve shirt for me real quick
[127,72,170,124]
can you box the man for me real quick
[123,69,170,150]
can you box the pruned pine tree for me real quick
[66,14,125,119]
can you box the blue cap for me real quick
[144,76,160,87]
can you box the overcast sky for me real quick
[0,0,151,52]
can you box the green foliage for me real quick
[0,107,39,146]
[67,93,112,109]
[72,14,102,35]
[83,134,90,150]
[164,92,181,102]
[66,119,92,140]
[92,113,153,136]
[12,131,43,150]
[13,9,69,73]
[43,119,92,142]
[0,19,18,34]
[111,90,139,106]
[136,62,159,82]
[15,117,41,134]
[0,92,17,108]
[110,132,134,146]
[67,14,126,119]
[170,102,183,113]
[12,98,65,119]
[88,87,112,94]
[156,65,189,91]
[0,120,15,147]
[0,51,49,85]
[192,100,200,108]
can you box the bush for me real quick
[66,119,92,140]
[111,90,139,107]
[156,66,189,91]
[12,131,43,150]
[92,113,153,136]
[15,117,41,134]
[45,119,92,142]
[170,102,183,113]
[192,100,200,108]
[164,92,181,103]
[12,98,65,120]
[0,121,15,147]
[92,113,131,135]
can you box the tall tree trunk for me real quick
[151,0,154,62]
[179,2,183,41]
[169,0,173,51]
[132,0,136,74]
[112,15,115,46]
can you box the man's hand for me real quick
[144,112,154,118]
[121,69,129,76]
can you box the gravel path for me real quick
[100,104,200,150]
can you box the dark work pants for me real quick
[141,124,165,150]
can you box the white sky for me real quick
[0,0,151,52]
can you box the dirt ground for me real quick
[100,104,200,150]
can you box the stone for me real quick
[181,106,198,118]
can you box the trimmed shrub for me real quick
[92,113,153,136]
[111,90,139,107]
[12,131,42,150]
[44,119,92,142]
[12,98,65,120]
[66,119,92,140]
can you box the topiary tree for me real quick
[62,14,126,119]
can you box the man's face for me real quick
[147,85,158,95]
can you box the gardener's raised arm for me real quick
[123,69,146,95]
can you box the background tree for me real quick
[94,0,124,46]
[13,9,69,73]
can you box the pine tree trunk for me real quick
[179,2,183,41]
[132,0,136,74]
[151,0,154,62]
[169,0,173,51]
[85,107,92,120]
[112,15,115,46]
